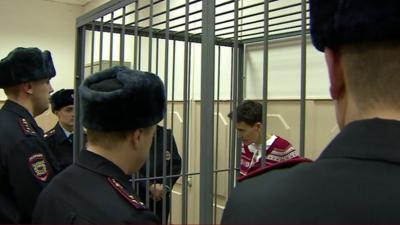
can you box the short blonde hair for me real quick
[86,126,155,149]
[341,41,400,112]
[86,129,131,149]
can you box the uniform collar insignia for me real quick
[19,118,36,136]
[107,177,146,210]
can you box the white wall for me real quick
[245,38,330,99]
[0,0,84,100]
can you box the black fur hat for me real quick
[80,66,166,131]
[50,89,74,112]
[310,0,400,51]
[0,47,56,88]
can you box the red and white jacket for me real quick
[240,135,299,177]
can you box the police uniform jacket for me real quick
[33,149,160,224]
[0,100,55,223]
[44,123,73,172]
[137,126,182,221]
[221,119,400,224]
[138,126,182,190]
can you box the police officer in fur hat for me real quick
[45,89,75,172]
[0,47,56,223]
[33,66,165,224]
[222,0,400,224]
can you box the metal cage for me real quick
[74,0,309,224]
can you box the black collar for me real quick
[55,123,70,144]
[320,118,400,164]
[76,149,133,191]
[2,100,43,136]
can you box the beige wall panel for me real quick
[36,109,58,132]
[304,100,338,159]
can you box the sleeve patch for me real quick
[28,153,49,182]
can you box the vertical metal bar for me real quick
[299,0,307,157]
[169,39,176,225]
[119,7,126,65]
[162,1,170,223]
[109,12,114,68]
[139,36,142,70]
[73,26,85,162]
[213,45,221,225]
[148,0,156,217]
[236,44,245,175]
[148,0,153,72]
[228,47,236,194]
[133,1,143,201]
[90,23,95,75]
[200,0,215,223]
[155,39,159,75]
[151,134,156,212]
[232,0,240,180]
[181,0,190,224]
[134,0,139,70]
[261,0,270,167]
[99,17,104,71]
[238,45,244,105]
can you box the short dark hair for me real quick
[228,100,262,126]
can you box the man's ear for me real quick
[22,82,34,95]
[254,122,262,131]
[325,48,345,100]
[130,128,144,149]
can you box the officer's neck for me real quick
[7,96,36,117]
[86,142,136,175]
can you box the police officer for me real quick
[33,66,165,224]
[221,0,400,224]
[0,47,56,223]
[138,125,182,222]
[45,89,74,172]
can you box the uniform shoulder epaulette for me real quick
[44,129,56,138]
[107,177,146,210]
[18,118,36,136]
[238,157,312,182]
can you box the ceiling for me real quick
[45,0,94,6]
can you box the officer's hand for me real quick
[149,184,164,201]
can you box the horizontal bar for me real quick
[126,0,202,27]
[174,2,305,35]
[239,30,311,44]
[85,22,234,47]
[223,24,309,40]
[77,0,132,27]
[153,0,234,33]
[216,17,309,37]
[103,0,164,25]
[134,169,236,182]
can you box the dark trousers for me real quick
[149,192,171,223]
[139,191,171,223]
